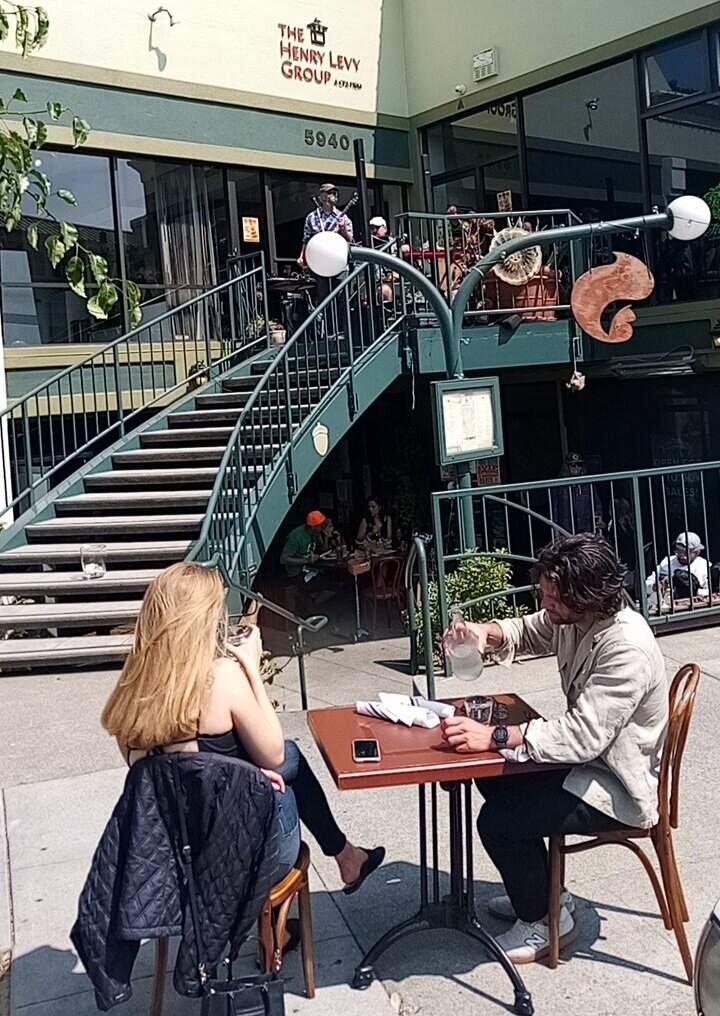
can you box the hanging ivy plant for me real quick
[0,3,142,326]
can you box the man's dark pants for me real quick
[476,769,629,923]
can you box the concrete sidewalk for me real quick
[1,625,717,1016]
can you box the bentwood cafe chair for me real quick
[547,662,701,982]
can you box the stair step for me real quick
[0,568,161,597]
[87,468,220,489]
[197,389,322,409]
[113,447,278,468]
[141,427,234,447]
[56,490,213,514]
[0,540,190,566]
[26,515,203,541]
[0,634,133,668]
[250,359,275,375]
[171,407,306,427]
[0,599,143,631]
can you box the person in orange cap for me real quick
[281,510,331,585]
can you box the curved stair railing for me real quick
[0,252,268,517]
[189,246,409,582]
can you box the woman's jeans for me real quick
[271,739,347,882]
[476,769,629,924]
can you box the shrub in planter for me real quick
[417,549,521,654]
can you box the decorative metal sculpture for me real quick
[490,226,543,285]
[571,252,654,343]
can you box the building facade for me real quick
[1,0,720,484]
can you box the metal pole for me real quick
[353,139,371,247]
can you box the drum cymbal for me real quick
[266,276,316,292]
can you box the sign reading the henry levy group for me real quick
[277,18,363,92]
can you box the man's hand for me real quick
[441,619,497,659]
[307,551,318,564]
[441,715,494,753]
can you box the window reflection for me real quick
[524,61,643,225]
[647,99,720,302]
[426,104,521,213]
[644,32,709,108]
[118,158,225,303]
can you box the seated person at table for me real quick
[646,530,709,605]
[441,534,667,964]
[356,496,392,547]
[102,562,385,913]
[281,510,331,586]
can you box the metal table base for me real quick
[352,571,369,641]
[351,781,534,1016]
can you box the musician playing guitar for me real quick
[297,183,356,329]
[297,182,354,266]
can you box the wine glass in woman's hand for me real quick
[226,626,263,673]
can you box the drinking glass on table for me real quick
[464,695,494,724]
[81,543,106,580]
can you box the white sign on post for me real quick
[441,387,495,458]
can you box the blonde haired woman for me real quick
[102,562,384,893]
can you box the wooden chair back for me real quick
[658,663,701,833]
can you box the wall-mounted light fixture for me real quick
[583,97,599,141]
[148,6,178,26]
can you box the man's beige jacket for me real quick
[496,607,668,828]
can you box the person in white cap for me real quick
[646,530,709,605]
[369,215,389,246]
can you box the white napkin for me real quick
[355,693,456,729]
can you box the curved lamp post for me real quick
[305,195,711,544]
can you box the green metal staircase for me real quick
[0,254,408,675]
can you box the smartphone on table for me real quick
[352,738,381,763]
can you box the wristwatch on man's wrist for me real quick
[491,725,509,746]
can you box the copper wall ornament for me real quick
[571,252,654,343]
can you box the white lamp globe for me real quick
[305,231,349,277]
[667,195,711,241]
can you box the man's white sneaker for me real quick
[494,905,576,965]
[488,890,575,921]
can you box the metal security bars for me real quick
[0,253,268,517]
[431,461,720,633]
[190,243,407,583]
[394,209,582,322]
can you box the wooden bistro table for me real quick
[308,693,546,1016]
[317,548,398,642]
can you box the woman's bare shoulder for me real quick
[211,656,249,693]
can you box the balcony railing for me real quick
[394,209,582,324]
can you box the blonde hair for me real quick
[102,562,227,750]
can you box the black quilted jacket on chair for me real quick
[71,752,279,1011]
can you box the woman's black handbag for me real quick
[172,764,286,1016]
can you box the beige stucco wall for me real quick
[0,0,408,123]
[401,0,720,121]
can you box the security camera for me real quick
[454,84,467,96]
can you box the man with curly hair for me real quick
[441,533,667,964]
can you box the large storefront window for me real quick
[426,103,521,213]
[523,60,643,223]
[646,99,720,302]
[118,158,226,305]
[0,152,119,346]
[644,31,710,108]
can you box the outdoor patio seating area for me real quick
[0,623,715,1016]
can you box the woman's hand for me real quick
[226,626,263,675]
[261,768,286,793]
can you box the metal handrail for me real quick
[398,209,582,223]
[1,253,268,515]
[189,240,404,582]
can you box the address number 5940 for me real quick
[304,129,351,151]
